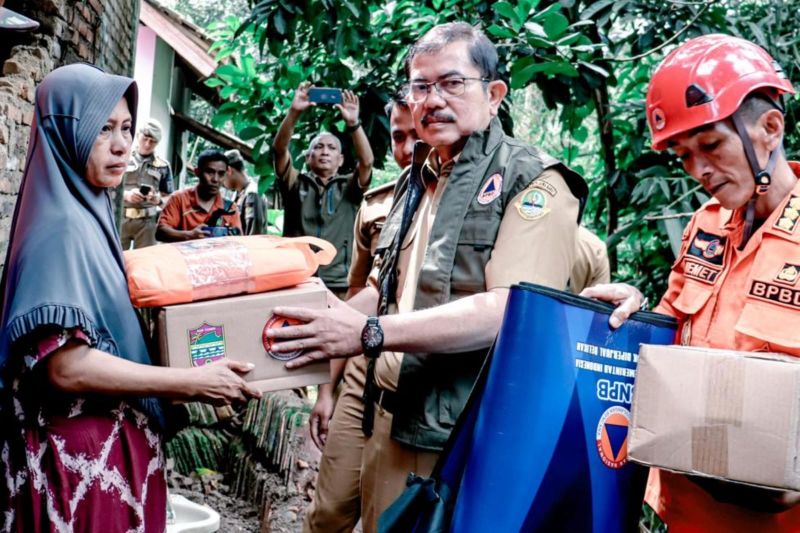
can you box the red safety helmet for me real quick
[646,34,794,151]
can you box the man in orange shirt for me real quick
[157,149,241,242]
[584,34,800,531]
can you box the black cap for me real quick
[0,1,39,32]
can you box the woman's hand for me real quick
[185,359,262,406]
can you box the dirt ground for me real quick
[167,426,323,532]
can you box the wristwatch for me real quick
[361,316,384,359]
[345,120,362,133]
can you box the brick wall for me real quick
[0,0,141,265]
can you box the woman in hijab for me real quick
[0,64,261,532]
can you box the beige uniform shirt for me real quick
[569,226,611,293]
[347,183,395,288]
[370,153,579,391]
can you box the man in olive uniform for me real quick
[267,23,587,532]
[272,85,374,298]
[120,119,174,249]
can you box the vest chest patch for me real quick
[688,230,726,267]
[147,167,161,178]
[477,173,503,205]
[775,263,800,286]
[684,230,726,285]
[749,280,800,310]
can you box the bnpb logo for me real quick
[595,406,631,469]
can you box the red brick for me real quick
[78,42,90,60]
[88,0,104,16]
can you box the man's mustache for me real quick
[421,113,456,126]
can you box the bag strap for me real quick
[275,236,337,265]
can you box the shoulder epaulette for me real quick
[152,156,169,169]
[364,180,398,200]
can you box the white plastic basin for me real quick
[166,494,221,533]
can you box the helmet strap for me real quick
[731,110,783,248]
[731,110,782,196]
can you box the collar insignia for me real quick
[774,195,800,234]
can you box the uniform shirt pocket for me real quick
[450,214,497,295]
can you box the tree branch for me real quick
[609,0,717,63]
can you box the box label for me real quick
[188,323,226,367]
[262,315,304,361]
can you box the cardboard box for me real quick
[156,283,330,393]
[629,344,800,490]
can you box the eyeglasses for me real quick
[406,77,490,103]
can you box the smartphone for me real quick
[308,87,343,105]
[139,184,153,195]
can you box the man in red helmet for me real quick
[583,34,800,530]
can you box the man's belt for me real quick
[124,207,159,219]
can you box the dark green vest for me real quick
[280,172,363,289]
[375,118,587,450]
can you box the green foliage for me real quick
[197,0,800,301]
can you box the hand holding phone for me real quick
[308,87,343,105]
[139,184,153,195]
[336,90,360,128]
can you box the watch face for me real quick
[362,325,383,350]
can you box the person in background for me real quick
[272,83,374,299]
[224,148,266,235]
[120,118,174,249]
[303,94,418,532]
[0,64,259,533]
[583,34,800,531]
[157,149,242,242]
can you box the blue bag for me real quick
[380,283,676,533]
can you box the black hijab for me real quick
[0,63,162,426]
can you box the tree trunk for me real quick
[592,84,619,274]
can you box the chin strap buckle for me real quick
[755,171,771,195]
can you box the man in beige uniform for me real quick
[570,226,611,293]
[120,119,173,249]
[304,97,418,531]
[268,23,587,533]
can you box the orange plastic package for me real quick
[124,235,336,308]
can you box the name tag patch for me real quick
[749,280,800,310]
[477,173,503,205]
[684,258,720,285]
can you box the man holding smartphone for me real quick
[120,119,174,249]
[272,83,374,299]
